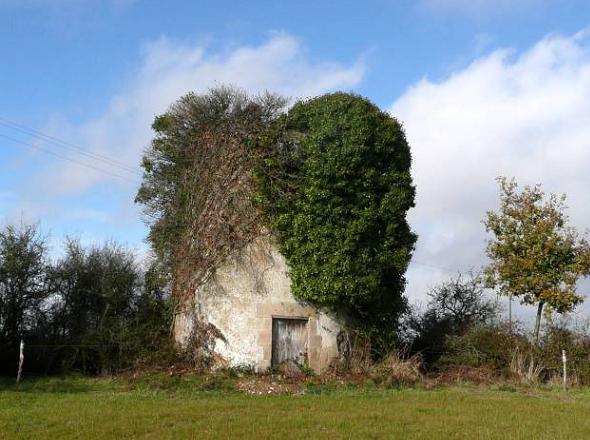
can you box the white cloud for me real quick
[42,33,364,194]
[2,33,363,259]
[392,31,590,317]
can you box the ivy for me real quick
[255,93,417,329]
[136,87,286,303]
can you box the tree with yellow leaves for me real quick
[484,177,590,345]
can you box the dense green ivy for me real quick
[255,93,417,328]
[137,88,417,333]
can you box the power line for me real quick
[0,131,477,274]
[1,133,140,184]
[0,116,141,176]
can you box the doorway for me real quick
[271,317,308,371]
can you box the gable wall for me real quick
[173,236,344,372]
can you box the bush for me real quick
[509,347,543,384]
[406,273,499,367]
[435,319,590,386]
[540,321,590,385]
[438,323,529,374]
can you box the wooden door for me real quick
[271,318,308,371]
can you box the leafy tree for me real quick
[0,223,50,348]
[50,239,141,373]
[0,221,172,375]
[484,177,590,345]
[257,92,417,330]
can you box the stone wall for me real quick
[174,235,345,372]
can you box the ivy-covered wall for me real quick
[255,92,417,331]
[137,88,416,338]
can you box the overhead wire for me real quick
[0,119,469,275]
[0,133,140,184]
[0,116,141,176]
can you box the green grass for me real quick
[1,376,590,439]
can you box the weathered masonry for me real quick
[174,235,346,372]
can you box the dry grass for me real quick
[369,352,423,387]
[435,365,496,385]
[510,348,544,384]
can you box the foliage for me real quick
[541,320,590,385]
[438,319,590,386]
[406,273,499,366]
[132,261,171,351]
[509,347,544,384]
[0,223,52,373]
[48,239,171,374]
[255,92,417,329]
[484,177,590,343]
[368,352,423,388]
[439,323,529,373]
[135,86,286,303]
[0,223,171,376]
[135,88,416,342]
[49,239,140,373]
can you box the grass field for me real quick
[2,376,590,439]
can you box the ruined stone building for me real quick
[160,91,349,374]
[147,90,413,375]
[173,234,346,373]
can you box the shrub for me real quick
[406,273,499,367]
[509,347,543,384]
[540,321,590,385]
[438,323,529,374]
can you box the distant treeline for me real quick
[0,223,170,376]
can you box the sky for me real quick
[2,0,590,321]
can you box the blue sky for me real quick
[2,0,590,317]
[3,0,589,118]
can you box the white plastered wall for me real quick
[173,235,345,372]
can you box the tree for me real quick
[0,223,50,347]
[0,223,52,374]
[424,272,498,332]
[256,92,417,330]
[51,239,144,373]
[0,220,172,375]
[484,177,590,345]
[407,273,498,365]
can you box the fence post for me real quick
[16,340,24,385]
[562,349,567,391]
